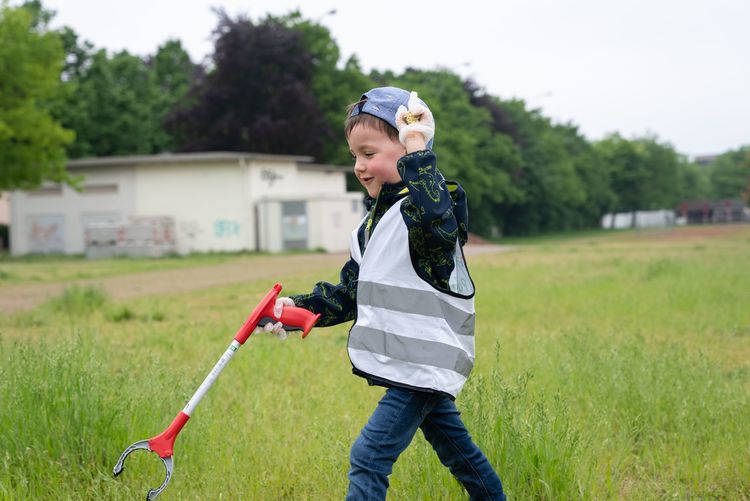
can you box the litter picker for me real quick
[112,283,320,500]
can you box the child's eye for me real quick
[364,152,374,158]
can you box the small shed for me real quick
[9,152,363,256]
[677,199,749,225]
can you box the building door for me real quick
[281,201,308,250]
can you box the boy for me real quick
[265,87,505,500]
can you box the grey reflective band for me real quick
[357,281,475,336]
[349,326,474,377]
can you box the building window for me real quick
[28,185,62,196]
[82,183,118,194]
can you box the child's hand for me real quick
[395,91,435,149]
[254,321,288,340]
[253,297,295,340]
[273,296,295,318]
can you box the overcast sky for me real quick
[39,0,750,157]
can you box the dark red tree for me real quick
[167,11,331,159]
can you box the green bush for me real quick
[107,305,135,322]
[45,285,109,315]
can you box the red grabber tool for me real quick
[113,283,319,500]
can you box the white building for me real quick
[0,193,8,225]
[9,152,363,256]
[600,210,677,229]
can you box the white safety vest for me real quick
[348,197,476,398]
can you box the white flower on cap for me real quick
[394,91,435,146]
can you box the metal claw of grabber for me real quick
[112,408,187,500]
[113,436,176,500]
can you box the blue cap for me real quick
[349,86,434,149]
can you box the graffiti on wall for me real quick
[85,216,177,258]
[28,214,65,253]
[261,169,283,187]
[214,219,241,238]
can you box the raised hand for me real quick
[394,91,435,149]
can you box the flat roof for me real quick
[68,151,316,168]
[298,163,350,173]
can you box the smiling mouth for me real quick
[360,177,373,184]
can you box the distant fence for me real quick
[601,210,677,230]
[85,216,176,259]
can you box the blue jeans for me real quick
[346,387,506,500]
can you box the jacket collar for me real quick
[364,180,407,210]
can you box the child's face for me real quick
[348,124,406,198]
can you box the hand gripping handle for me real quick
[234,283,320,344]
[258,305,321,338]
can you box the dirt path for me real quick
[0,245,512,313]
[625,224,749,242]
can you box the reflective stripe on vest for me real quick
[348,197,475,398]
[349,325,474,376]
[357,281,475,337]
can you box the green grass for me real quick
[0,248,335,287]
[494,227,631,245]
[1,226,749,499]
[0,250,280,287]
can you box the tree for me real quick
[147,39,198,152]
[57,25,94,82]
[383,69,523,236]
[473,94,596,235]
[272,12,375,165]
[167,11,330,158]
[51,29,195,158]
[0,2,73,190]
[595,134,686,227]
[635,136,683,209]
[595,134,650,226]
[710,146,750,202]
[54,49,162,158]
[552,122,614,229]
[459,80,527,235]
[676,160,712,202]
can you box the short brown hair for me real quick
[344,99,400,142]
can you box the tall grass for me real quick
[0,335,193,499]
[2,331,747,500]
[539,331,748,498]
[388,332,750,500]
[1,227,749,499]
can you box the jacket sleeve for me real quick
[288,256,359,327]
[398,150,468,288]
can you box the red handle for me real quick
[277,306,321,339]
[233,284,320,344]
[234,284,282,345]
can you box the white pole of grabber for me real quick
[182,340,241,417]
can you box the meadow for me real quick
[1,226,749,500]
